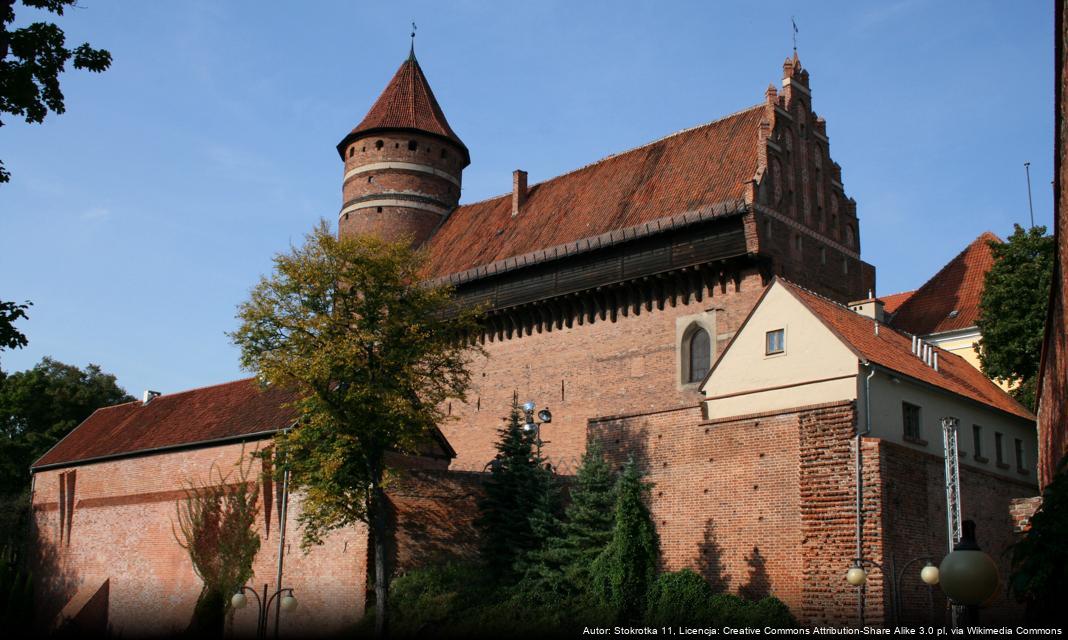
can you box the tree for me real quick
[0,300,30,360]
[1010,461,1068,624]
[1,0,111,183]
[520,440,616,603]
[590,459,659,622]
[230,222,479,637]
[173,457,261,638]
[976,225,1054,409]
[0,357,132,546]
[477,398,559,582]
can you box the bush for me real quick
[646,569,717,626]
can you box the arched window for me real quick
[688,327,711,383]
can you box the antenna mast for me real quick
[1024,162,1035,228]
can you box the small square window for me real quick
[766,329,785,355]
[902,402,921,441]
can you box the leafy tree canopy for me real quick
[0,356,132,495]
[1010,461,1068,624]
[1,0,111,183]
[976,224,1054,409]
[230,222,480,635]
[0,299,30,361]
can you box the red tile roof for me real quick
[423,105,765,279]
[879,290,914,314]
[781,279,1032,421]
[889,232,1000,336]
[340,51,468,162]
[32,379,299,469]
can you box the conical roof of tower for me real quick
[338,50,469,164]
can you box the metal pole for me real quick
[273,467,290,639]
[1025,162,1035,228]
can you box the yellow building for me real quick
[880,232,1014,390]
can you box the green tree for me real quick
[0,300,30,360]
[976,224,1054,409]
[173,458,261,638]
[0,357,132,546]
[1,0,112,183]
[230,222,479,637]
[1010,461,1068,625]
[591,459,659,622]
[521,440,616,603]
[477,398,558,581]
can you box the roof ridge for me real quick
[140,376,260,402]
[457,103,765,209]
[901,231,999,303]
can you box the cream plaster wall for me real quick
[700,283,858,419]
[858,370,1037,484]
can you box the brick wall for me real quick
[30,443,491,637]
[588,400,867,625]
[878,442,1035,625]
[444,269,767,474]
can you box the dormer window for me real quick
[766,329,785,355]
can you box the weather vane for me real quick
[792,17,799,55]
[411,21,417,44]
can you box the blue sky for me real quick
[0,0,1054,396]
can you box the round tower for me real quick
[336,49,470,247]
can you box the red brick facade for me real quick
[588,400,1031,627]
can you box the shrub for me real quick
[645,569,717,626]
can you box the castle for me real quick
[29,49,1037,635]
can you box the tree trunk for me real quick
[371,479,389,638]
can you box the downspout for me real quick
[273,432,292,639]
[857,363,875,624]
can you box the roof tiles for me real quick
[345,52,467,158]
[423,106,765,278]
[33,379,298,469]
[782,279,1032,421]
[888,232,1000,336]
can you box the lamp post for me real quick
[938,520,999,627]
[232,583,297,640]
[520,400,552,457]
[845,556,940,625]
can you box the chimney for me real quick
[142,390,161,405]
[512,170,528,217]
[847,297,886,323]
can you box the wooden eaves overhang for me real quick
[430,201,760,342]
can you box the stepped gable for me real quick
[423,105,765,279]
[32,379,298,469]
[889,232,1000,335]
[780,279,1032,420]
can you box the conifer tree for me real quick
[521,441,617,602]
[591,458,659,622]
[477,398,557,579]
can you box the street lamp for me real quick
[232,583,297,640]
[520,400,552,456]
[939,520,999,626]
[845,557,940,625]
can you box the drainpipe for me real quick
[857,363,875,624]
[273,433,292,639]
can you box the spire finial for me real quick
[791,16,799,57]
[409,21,417,60]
